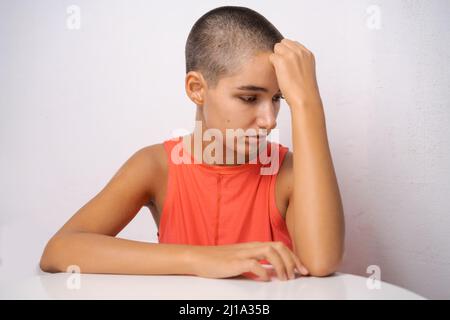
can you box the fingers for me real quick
[280,245,309,276]
[281,38,311,54]
[290,250,309,276]
[279,39,300,54]
[247,244,289,281]
[272,242,297,280]
[270,242,309,279]
[275,39,313,61]
[241,241,308,280]
[246,260,270,282]
[261,246,288,281]
[240,244,284,280]
[274,41,293,57]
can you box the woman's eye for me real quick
[240,96,257,103]
[239,95,284,104]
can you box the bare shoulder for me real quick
[272,147,294,220]
[126,143,167,200]
[134,143,166,170]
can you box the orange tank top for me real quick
[157,136,293,259]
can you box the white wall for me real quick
[0,0,449,299]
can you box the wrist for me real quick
[183,245,207,276]
[289,96,323,111]
[289,99,325,123]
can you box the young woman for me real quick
[40,6,344,282]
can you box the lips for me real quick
[245,135,267,143]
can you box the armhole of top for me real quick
[268,143,294,250]
[269,143,289,227]
[157,139,176,240]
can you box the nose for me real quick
[256,103,277,132]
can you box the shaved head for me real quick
[185,6,283,88]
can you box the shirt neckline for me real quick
[173,135,273,175]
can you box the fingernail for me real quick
[301,266,309,274]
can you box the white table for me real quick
[0,268,425,300]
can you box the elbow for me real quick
[39,236,65,273]
[39,255,58,273]
[307,262,339,277]
[304,253,344,278]
[296,238,345,277]
[39,259,56,273]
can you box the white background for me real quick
[1,0,449,299]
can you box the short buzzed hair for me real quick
[185,6,283,88]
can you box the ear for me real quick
[185,71,207,106]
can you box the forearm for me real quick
[40,232,197,275]
[290,101,345,274]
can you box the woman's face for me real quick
[191,51,283,159]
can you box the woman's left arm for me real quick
[270,38,345,276]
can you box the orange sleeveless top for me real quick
[157,136,293,258]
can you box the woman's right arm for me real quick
[40,232,199,275]
[39,144,197,275]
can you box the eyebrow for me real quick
[235,85,281,94]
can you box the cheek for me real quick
[202,108,234,133]
[202,102,222,125]
[224,116,254,131]
[205,98,254,129]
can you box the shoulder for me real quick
[134,143,167,169]
[117,142,167,200]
